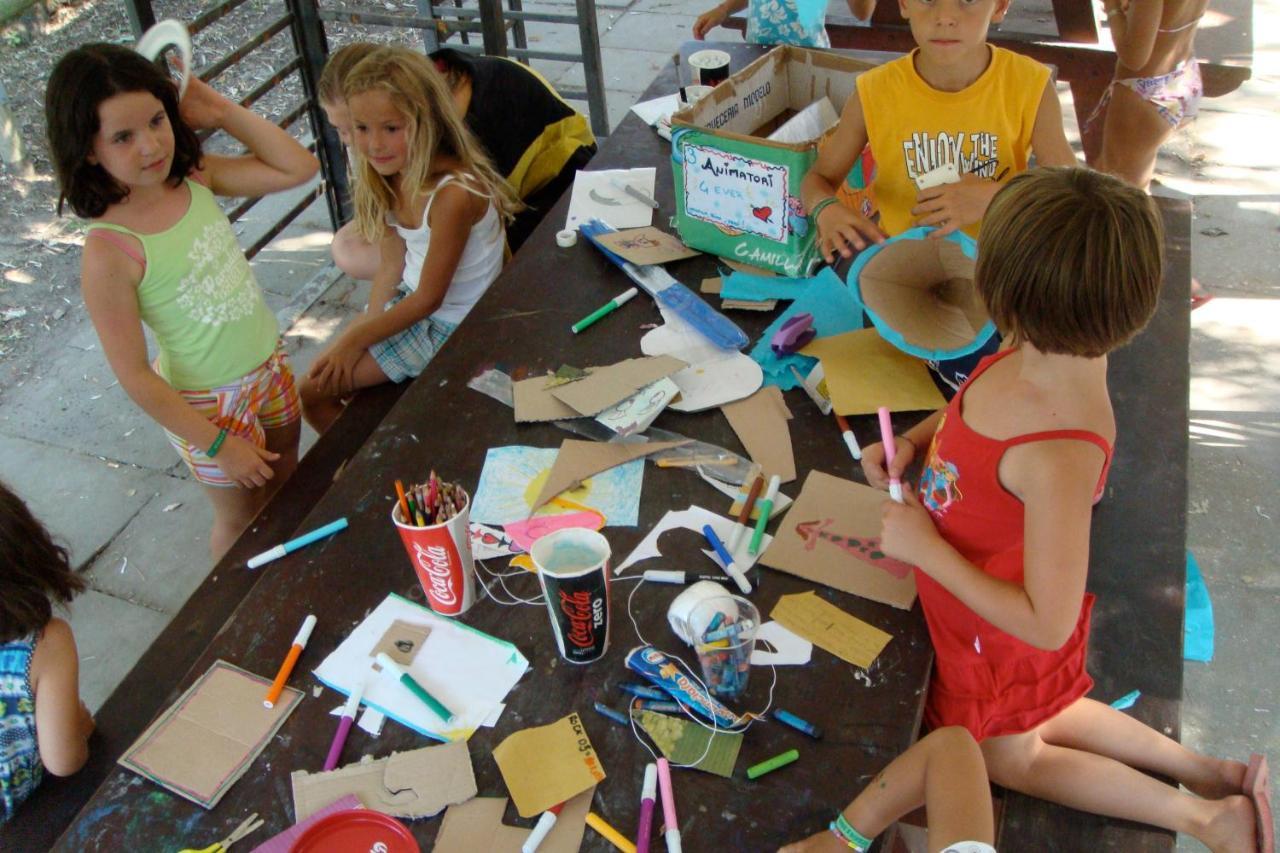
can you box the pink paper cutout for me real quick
[503,511,605,552]
[795,519,914,579]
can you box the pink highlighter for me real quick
[878,406,904,503]
[657,758,682,853]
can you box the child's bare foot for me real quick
[1198,794,1258,853]
[1186,757,1249,800]
[778,828,849,853]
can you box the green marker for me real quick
[571,287,638,334]
[748,474,781,556]
[375,653,454,722]
[747,748,799,779]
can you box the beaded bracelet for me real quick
[828,813,873,851]
[207,427,229,458]
[809,196,840,223]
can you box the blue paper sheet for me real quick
[721,271,814,302]
[748,267,864,389]
[1184,550,1214,662]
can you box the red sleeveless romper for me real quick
[915,349,1113,740]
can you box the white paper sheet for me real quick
[595,377,681,436]
[630,93,683,127]
[641,307,762,412]
[751,620,813,665]
[766,97,839,145]
[312,594,529,742]
[565,168,657,230]
[698,470,795,516]
[615,505,772,575]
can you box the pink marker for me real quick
[878,406,903,503]
[656,758,682,853]
[636,762,657,853]
[323,680,363,771]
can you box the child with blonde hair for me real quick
[864,167,1270,851]
[300,46,519,432]
[45,44,319,558]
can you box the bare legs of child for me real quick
[980,697,1259,852]
[779,727,995,853]
[203,419,300,559]
[299,352,390,434]
[330,222,379,282]
[1096,83,1174,192]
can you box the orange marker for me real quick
[394,480,411,523]
[264,614,316,708]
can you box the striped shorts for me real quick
[165,345,300,487]
[368,293,459,383]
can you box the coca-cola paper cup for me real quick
[391,490,476,617]
[530,528,611,664]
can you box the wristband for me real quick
[829,813,873,851]
[207,427,229,458]
[809,196,840,222]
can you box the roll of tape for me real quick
[667,581,734,645]
[556,229,577,248]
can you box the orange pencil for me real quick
[394,480,411,523]
[265,614,316,708]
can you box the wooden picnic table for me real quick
[18,44,1190,852]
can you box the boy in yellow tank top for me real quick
[802,0,1077,262]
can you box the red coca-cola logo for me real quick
[414,542,457,607]
[559,589,596,648]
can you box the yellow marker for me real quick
[586,811,637,853]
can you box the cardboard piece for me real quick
[634,710,742,777]
[771,591,892,669]
[801,329,947,415]
[614,505,773,575]
[513,374,583,422]
[760,470,917,609]
[700,276,723,294]
[721,387,796,483]
[251,795,362,853]
[595,377,682,436]
[721,258,778,277]
[548,356,687,417]
[118,660,302,809]
[531,439,688,512]
[434,787,593,853]
[722,297,778,312]
[290,741,475,821]
[371,620,431,667]
[640,308,763,412]
[593,226,700,266]
[565,167,656,230]
[492,713,607,817]
[312,594,529,741]
[750,620,813,666]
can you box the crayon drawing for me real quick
[794,519,914,579]
[471,446,644,526]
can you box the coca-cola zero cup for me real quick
[530,528,611,664]
[391,488,476,617]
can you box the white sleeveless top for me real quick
[393,173,504,325]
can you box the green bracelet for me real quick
[829,813,873,851]
[207,428,229,458]
[809,196,840,222]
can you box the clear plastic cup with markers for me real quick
[690,595,758,700]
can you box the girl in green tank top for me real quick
[46,43,319,559]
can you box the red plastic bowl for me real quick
[289,809,420,853]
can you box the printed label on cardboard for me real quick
[683,144,788,242]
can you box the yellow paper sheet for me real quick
[492,712,607,817]
[770,591,892,669]
[800,329,946,415]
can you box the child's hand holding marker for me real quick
[879,486,947,569]
[861,436,916,494]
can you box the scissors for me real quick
[178,813,264,853]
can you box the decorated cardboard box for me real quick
[670,46,876,276]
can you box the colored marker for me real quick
[247,517,349,569]
[522,801,565,853]
[593,701,630,727]
[323,680,364,770]
[264,614,316,708]
[632,699,683,714]
[641,570,730,585]
[619,683,669,701]
[572,287,638,334]
[878,406,903,503]
[748,475,781,556]
[727,474,765,552]
[701,524,752,594]
[375,653,454,722]
[834,412,862,462]
[771,708,823,739]
[656,757,682,853]
[587,811,638,853]
[747,748,800,779]
[636,762,657,853]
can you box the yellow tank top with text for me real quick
[855,47,1050,238]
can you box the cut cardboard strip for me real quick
[801,328,946,415]
[492,713,607,817]
[531,439,688,512]
[759,470,917,609]
[514,374,584,422]
[549,356,687,417]
[771,591,892,669]
[290,740,475,821]
[593,226,700,266]
[721,387,796,483]
[434,786,593,853]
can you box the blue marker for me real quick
[619,683,669,701]
[701,524,752,594]
[772,708,823,739]
[632,699,683,714]
[593,701,630,727]
[246,517,349,569]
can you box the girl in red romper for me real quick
[862,168,1269,852]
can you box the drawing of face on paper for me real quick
[470,446,645,527]
[682,144,789,242]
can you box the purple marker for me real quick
[636,762,657,853]
[323,681,364,771]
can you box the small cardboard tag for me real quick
[370,620,431,667]
[594,226,700,266]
